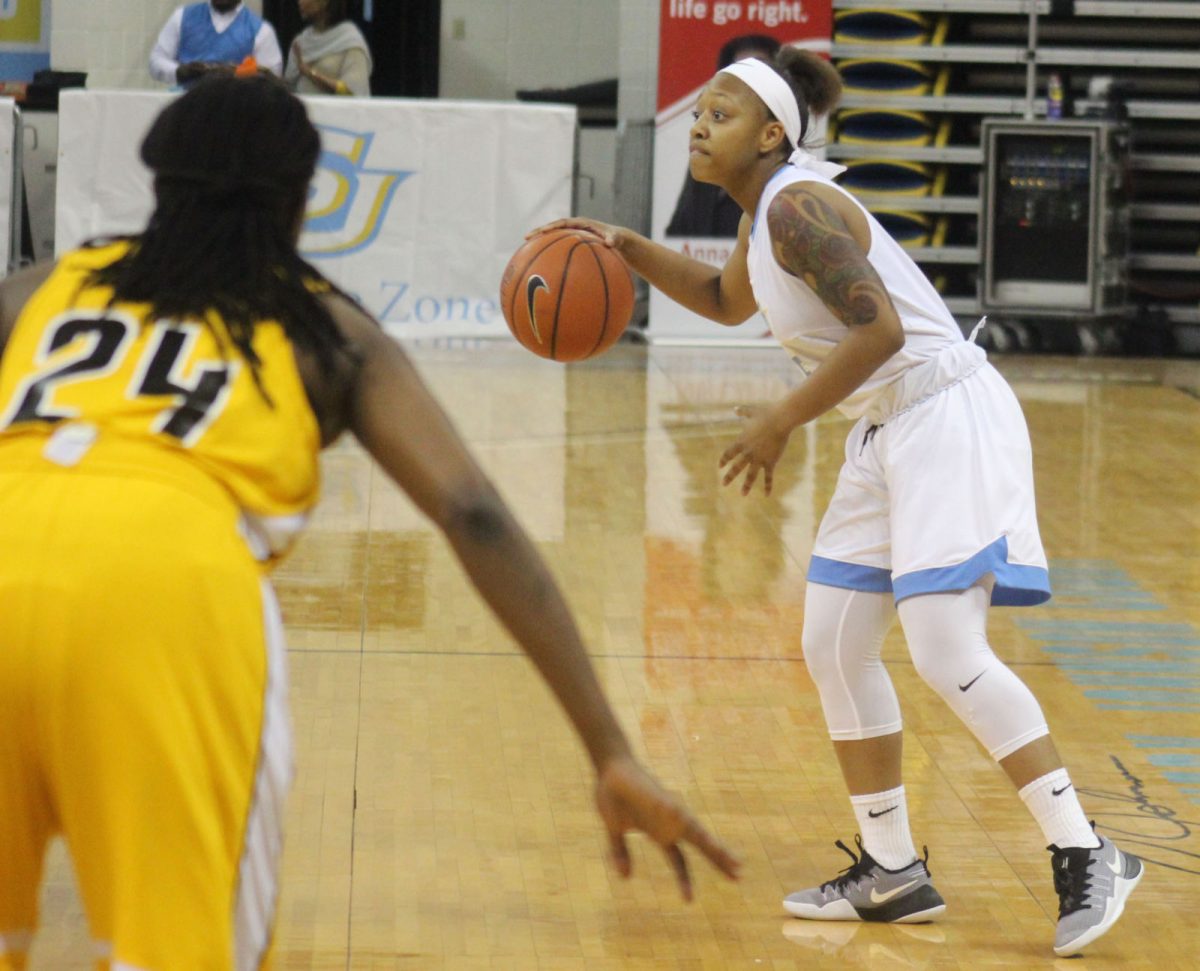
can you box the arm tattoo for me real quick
[766,188,890,327]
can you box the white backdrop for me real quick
[55,91,576,339]
[0,99,14,275]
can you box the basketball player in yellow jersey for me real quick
[0,76,740,971]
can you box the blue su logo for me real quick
[303,124,411,258]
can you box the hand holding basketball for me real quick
[500,225,635,362]
[530,217,627,249]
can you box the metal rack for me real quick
[831,0,1200,335]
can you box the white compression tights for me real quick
[801,582,1049,759]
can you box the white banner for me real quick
[56,91,576,339]
[0,98,13,275]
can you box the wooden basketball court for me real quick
[27,343,1200,969]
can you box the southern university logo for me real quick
[302,124,411,259]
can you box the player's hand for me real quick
[719,404,792,496]
[594,755,741,901]
[176,61,210,84]
[527,217,627,251]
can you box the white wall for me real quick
[50,0,262,90]
[48,0,629,102]
[43,0,650,226]
[438,0,620,101]
[618,0,659,122]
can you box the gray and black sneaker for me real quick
[783,836,946,923]
[1051,834,1143,957]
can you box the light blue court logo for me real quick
[303,125,412,259]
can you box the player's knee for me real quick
[800,614,839,689]
[910,635,991,702]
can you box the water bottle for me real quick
[1047,73,1064,119]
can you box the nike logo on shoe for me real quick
[870,879,920,904]
[958,670,986,692]
[1106,852,1124,876]
[1052,784,1072,796]
[868,806,898,818]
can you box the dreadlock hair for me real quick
[86,73,352,393]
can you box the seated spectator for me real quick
[285,0,372,97]
[150,0,283,87]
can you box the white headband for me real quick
[716,57,846,177]
[718,58,806,148]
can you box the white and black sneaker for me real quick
[783,836,946,923]
[1051,834,1143,956]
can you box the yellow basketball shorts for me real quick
[0,439,292,971]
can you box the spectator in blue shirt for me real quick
[150,1,283,87]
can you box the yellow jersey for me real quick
[0,241,322,560]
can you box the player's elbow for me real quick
[713,306,755,327]
[711,295,757,327]
[882,318,905,357]
[871,310,905,360]
[443,489,512,549]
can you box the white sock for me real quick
[851,785,918,870]
[1019,769,1098,849]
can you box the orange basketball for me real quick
[499,229,635,362]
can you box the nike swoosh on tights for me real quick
[958,670,986,692]
[869,879,920,904]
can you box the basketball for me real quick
[499,229,635,362]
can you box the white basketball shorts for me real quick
[808,341,1051,606]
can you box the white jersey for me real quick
[747,161,963,419]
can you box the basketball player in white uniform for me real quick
[534,49,1143,957]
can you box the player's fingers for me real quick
[664,844,694,902]
[682,819,742,880]
[762,465,774,497]
[722,454,750,486]
[526,218,592,239]
[741,464,759,496]
[608,830,632,879]
[718,442,744,468]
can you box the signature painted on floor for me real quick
[1078,755,1200,877]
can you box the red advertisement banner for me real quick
[657,0,832,114]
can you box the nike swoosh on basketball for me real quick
[958,670,986,692]
[525,275,549,343]
[1052,784,1072,796]
[868,806,897,818]
[870,879,920,904]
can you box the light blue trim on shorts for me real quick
[808,536,1052,606]
[808,556,893,593]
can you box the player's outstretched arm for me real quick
[529,217,757,327]
[327,296,741,897]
